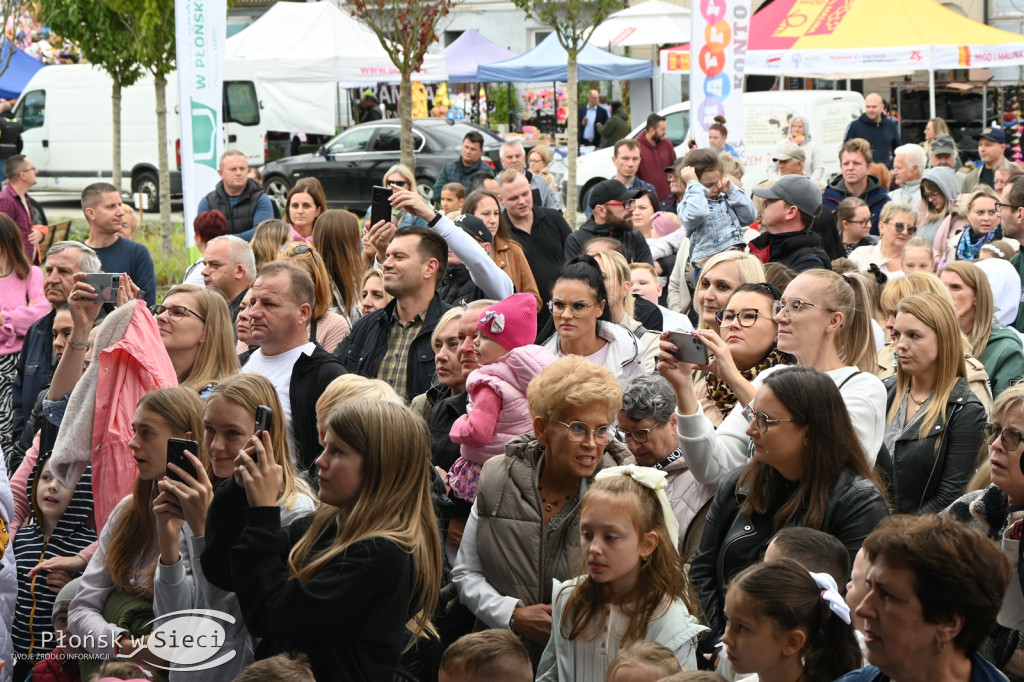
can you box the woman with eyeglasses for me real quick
[660,269,886,487]
[879,292,986,514]
[917,166,962,250]
[837,197,876,256]
[152,284,241,397]
[540,254,645,385]
[938,186,1002,268]
[849,201,918,280]
[362,164,428,232]
[940,260,1024,397]
[945,384,1024,680]
[686,365,888,657]
[452,355,632,665]
[277,243,351,351]
[692,250,766,333]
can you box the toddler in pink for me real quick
[448,293,555,503]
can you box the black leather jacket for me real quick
[690,465,889,642]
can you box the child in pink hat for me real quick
[448,293,555,503]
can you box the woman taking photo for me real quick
[849,201,918,280]
[277,243,351,351]
[938,186,1001,268]
[940,260,1024,397]
[838,197,876,256]
[686,366,888,648]
[662,268,886,487]
[462,189,541,307]
[540,255,644,385]
[839,514,1010,682]
[693,251,766,333]
[152,284,240,397]
[452,355,632,663]
[881,293,986,514]
[312,209,364,322]
[364,164,428,231]
[285,178,327,242]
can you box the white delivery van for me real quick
[10,63,266,210]
[575,90,865,210]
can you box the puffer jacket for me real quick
[13,459,96,658]
[542,321,645,386]
[454,345,556,464]
[880,377,986,515]
[690,465,888,643]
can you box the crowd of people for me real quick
[3,90,1024,682]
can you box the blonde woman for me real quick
[363,164,428,231]
[250,219,292,271]
[358,267,392,316]
[691,251,766,333]
[527,145,559,199]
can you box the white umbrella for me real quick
[589,0,691,47]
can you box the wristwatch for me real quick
[428,211,443,227]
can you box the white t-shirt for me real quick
[240,342,315,444]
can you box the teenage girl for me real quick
[201,400,442,682]
[721,558,861,682]
[536,465,706,681]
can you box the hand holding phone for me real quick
[370,185,393,227]
[81,273,121,302]
[665,331,709,366]
[166,438,199,483]
[251,405,273,464]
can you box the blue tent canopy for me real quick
[0,44,43,100]
[476,32,652,82]
[442,29,519,82]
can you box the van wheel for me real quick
[264,175,292,214]
[132,171,160,212]
[416,177,435,204]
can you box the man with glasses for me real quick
[198,149,275,234]
[0,154,40,261]
[202,235,255,324]
[749,175,831,272]
[1000,176,1024,333]
[563,178,653,265]
[618,375,715,563]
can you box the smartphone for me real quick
[166,438,199,483]
[665,331,709,366]
[370,185,393,227]
[81,273,121,302]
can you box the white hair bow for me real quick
[480,310,504,335]
[810,571,851,624]
[595,464,680,545]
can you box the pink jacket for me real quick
[50,301,178,532]
[0,266,48,355]
[451,344,556,464]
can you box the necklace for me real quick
[909,391,933,407]
[537,483,573,513]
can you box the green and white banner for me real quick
[176,0,226,249]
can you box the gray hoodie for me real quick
[918,166,960,247]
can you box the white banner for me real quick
[176,0,226,250]
[690,0,750,158]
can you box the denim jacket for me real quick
[678,181,755,262]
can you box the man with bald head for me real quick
[843,93,901,167]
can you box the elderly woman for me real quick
[687,366,888,648]
[838,514,1011,682]
[769,116,823,182]
[452,355,632,662]
[945,385,1024,680]
[849,201,918,280]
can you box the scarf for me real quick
[956,225,1002,262]
[705,347,794,415]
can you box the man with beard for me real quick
[563,179,653,265]
[636,113,677,199]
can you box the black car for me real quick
[260,119,503,212]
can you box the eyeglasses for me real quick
[846,218,872,227]
[983,422,1024,450]
[548,299,597,317]
[716,308,772,328]
[558,420,611,444]
[923,191,942,200]
[282,244,313,255]
[604,200,636,210]
[888,222,917,235]
[616,422,666,444]
[995,201,1024,212]
[150,304,206,323]
[22,166,36,173]
[742,405,796,433]
[387,180,410,188]
[771,299,835,320]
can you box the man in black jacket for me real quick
[238,261,345,475]
[339,226,451,400]
[749,175,831,272]
[564,179,654,265]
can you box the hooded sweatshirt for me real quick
[917,166,960,247]
[13,459,95,658]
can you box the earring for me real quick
[936,638,945,654]
[640,555,649,567]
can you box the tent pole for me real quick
[928,70,936,119]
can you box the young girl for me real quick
[676,148,755,284]
[900,236,934,274]
[200,400,442,682]
[536,466,706,682]
[153,374,316,681]
[68,388,208,668]
[721,558,860,682]
[448,293,555,503]
[606,641,683,682]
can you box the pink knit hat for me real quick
[476,292,537,351]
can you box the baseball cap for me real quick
[751,175,822,217]
[931,134,956,156]
[772,143,806,163]
[974,127,1006,144]
[588,179,643,210]
[453,214,492,244]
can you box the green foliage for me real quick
[490,83,517,128]
[36,0,144,87]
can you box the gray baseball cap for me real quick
[751,175,822,217]
[931,134,956,156]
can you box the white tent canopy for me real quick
[589,0,691,47]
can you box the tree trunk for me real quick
[112,80,121,191]
[399,74,415,177]
[154,72,172,252]
[565,55,579,229]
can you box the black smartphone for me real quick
[166,438,199,483]
[370,185,393,227]
[251,405,273,463]
[665,331,709,365]
[81,273,121,302]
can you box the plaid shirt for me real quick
[0,183,33,261]
[375,308,426,399]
